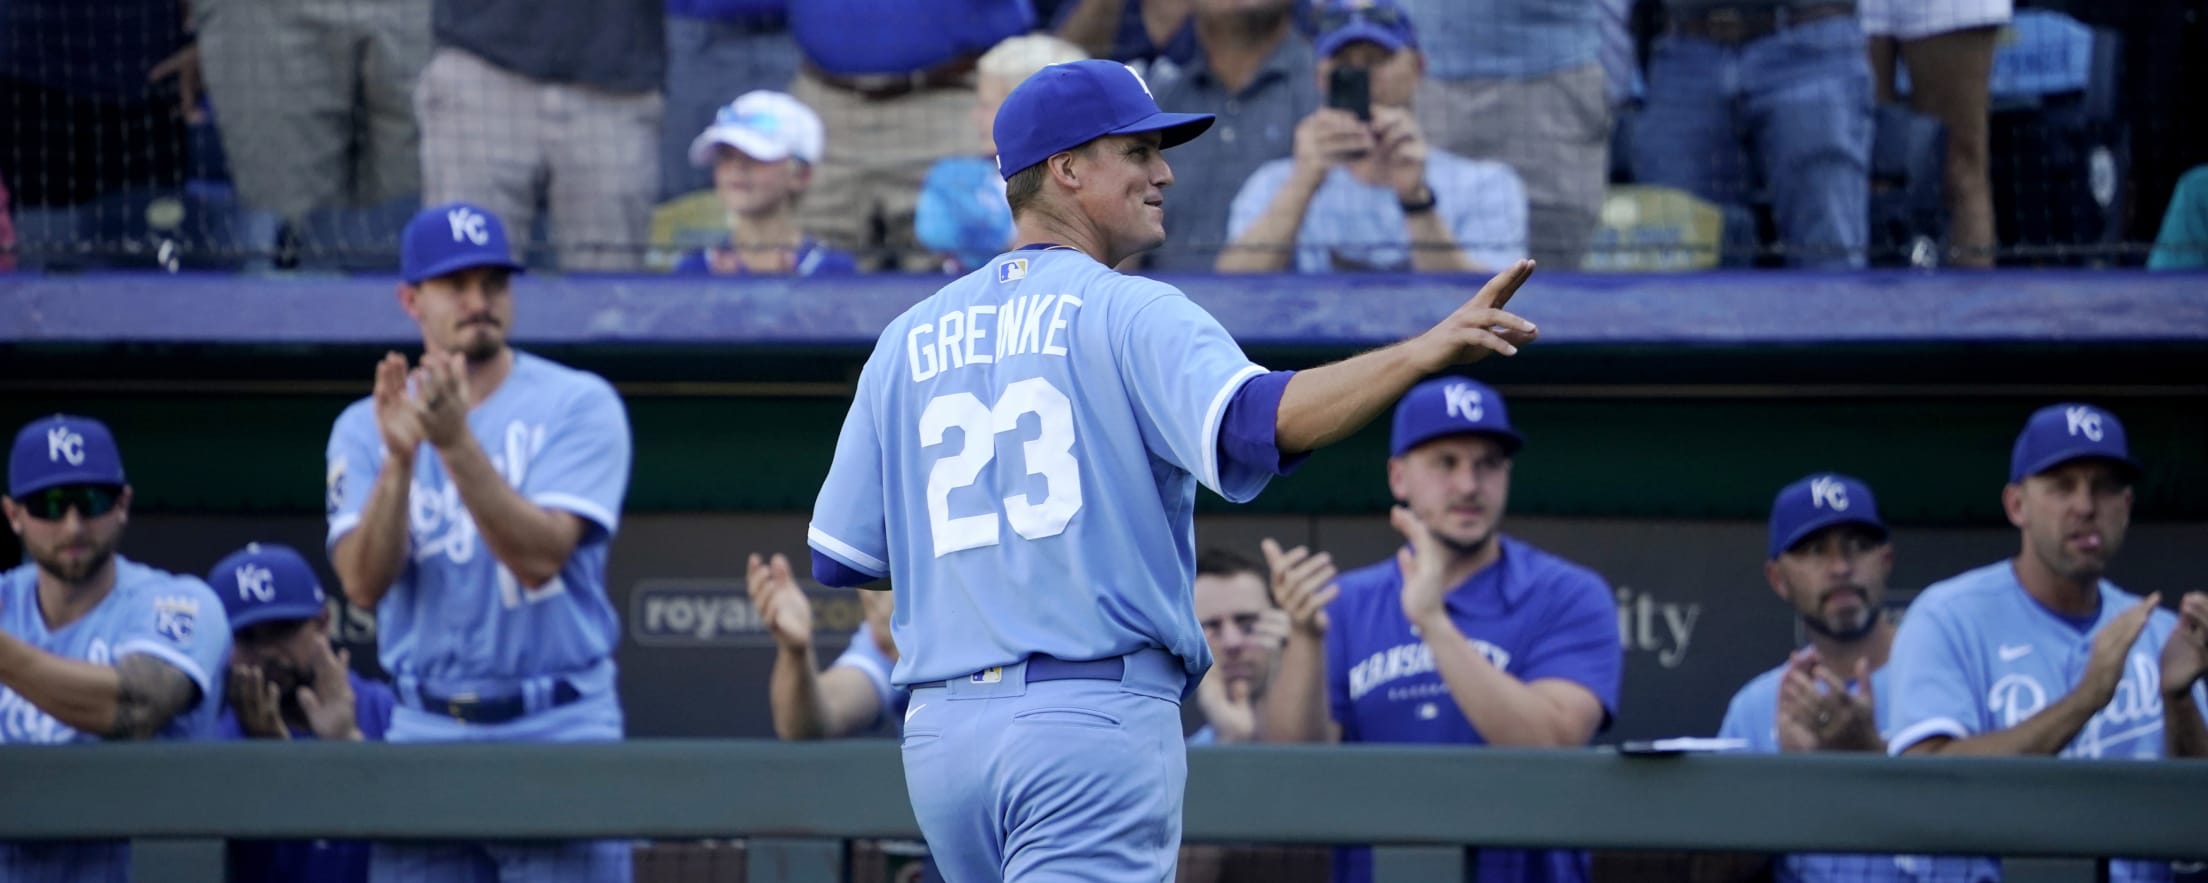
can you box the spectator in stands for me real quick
[0,0,193,270]
[1633,0,1873,269]
[190,0,431,258]
[676,90,856,276]
[0,415,232,882]
[1716,474,1910,882]
[1053,0,1197,65]
[1143,0,1320,272]
[1260,379,1621,883]
[787,0,1033,271]
[1217,0,1528,274]
[2147,164,2208,270]
[210,542,393,883]
[915,34,1091,274]
[1864,0,2009,268]
[661,0,798,201]
[744,552,903,739]
[414,0,665,271]
[1396,0,1610,270]
[1886,404,2207,881]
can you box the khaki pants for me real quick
[1417,63,1611,270]
[197,0,432,220]
[790,69,979,272]
[415,47,662,272]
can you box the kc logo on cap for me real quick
[448,207,490,246]
[1808,475,1850,511]
[46,426,85,465]
[1442,382,1483,423]
[2064,405,2103,441]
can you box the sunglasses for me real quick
[18,484,122,521]
[1318,5,1410,35]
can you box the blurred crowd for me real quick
[3,0,2205,275]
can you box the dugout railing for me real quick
[2,741,2203,883]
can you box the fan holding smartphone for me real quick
[1216,0,1529,275]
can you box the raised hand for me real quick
[1261,538,1339,637]
[747,552,814,652]
[1413,260,1539,370]
[372,353,426,464]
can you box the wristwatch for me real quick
[1400,184,1437,214]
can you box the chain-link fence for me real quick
[4,0,2204,275]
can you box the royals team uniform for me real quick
[1322,537,1621,883]
[0,558,230,883]
[1720,664,1910,883]
[809,244,1288,881]
[1886,562,2208,883]
[326,349,633,882]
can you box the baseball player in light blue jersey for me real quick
[1887,403,2208,883]
[1717,473,1909,883]
[807,58,1542,883]
[0,415,231,883]
[1261,379,1621,883]
[326,203,634,883]
[745,552,908,739]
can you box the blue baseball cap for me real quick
[1389,377,1524,457]
[9,415,126,498]
[209,543,328,632]
[1768,473,1888,560]
[400,202,526,285]
[993,60,1216,180]
[2009,402,2142,483]
[1316,0,1420,58]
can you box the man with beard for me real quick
[1886,403,2207,881]
[1714,473,1908,882]
[210,542,394,883]
[0,415,232,883]
[1261,377,1621,883]
[326,202,635,882]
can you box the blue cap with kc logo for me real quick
[209,542,329,632]
[992,59,1216,180]
[401,202,527,285]
[1768,473,1887,560]
[1389,377,1524,457]
[9,414,126,498]
[2009,402,2142,484]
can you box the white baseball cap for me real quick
[689,90,825,167]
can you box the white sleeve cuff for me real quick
[808,525,890,577]
[1197,364,1266,496]
[533,492,620,534]
[114,640,213,696]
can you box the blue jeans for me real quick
[1632,16,1873,268]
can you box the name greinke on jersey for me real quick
[907,294,1084,383]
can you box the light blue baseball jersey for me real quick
[1227,149,1530,273]
[0,558,230,883]
[1718,660,1909,883]
[832,620,910,729]
[0,557,230,743]
[1886,561,2207,883]
[326,350,632,689]
[809,247,1276,688]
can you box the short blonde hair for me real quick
[978,34,1091,88]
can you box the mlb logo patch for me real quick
[154,595,200,644]
[997,259,1028,284]
[970,667,1004,685]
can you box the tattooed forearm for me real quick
[107,655,200,740]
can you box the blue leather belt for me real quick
[912,655,1126,690]
[409,680,582,725]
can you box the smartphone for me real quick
[1327,66,1371,122]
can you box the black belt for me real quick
[911,655,1126,690]
[803,54,979,101]
[410,680,583,725]
[1669,3,1855,46]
